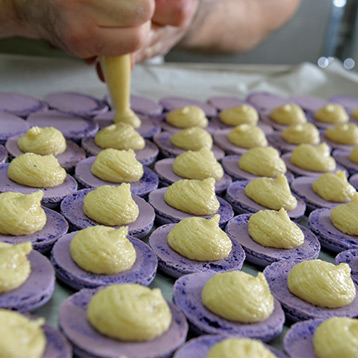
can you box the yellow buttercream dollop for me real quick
[94,123,145,150]
[287,260,356,308]
[270,104,306,125]
[83,184,139,226]
[114,109,141,128]
[91,148,143,183]
[248,208,304,249]
[0,309,46,358]
[17,126,67,156]
[291,143,336,172]
[227,124,267,148]
[164,178,220,216]
[239,147,286,177]
[313,317,358,358]
[172,147,223,180]
[87,284,171,341]
[207,338,276,358]
[170,127,213,151]
[8,153,66,188]
[166,106,208,128]
[350,147,358,163]
[330,193,358,235]
[282,122,320,145]
[0,191,46,236]
[202,271,274,323]
[312,171,356,202]
[70,226,136,274]
[0,242,32,293]
[314,103,349,123]
[219,104,259,126]
[167,215,232,261]
[325,123,358,145]
[245,175,297,211]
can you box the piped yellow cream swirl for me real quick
[164,178,219,216]
[0,191,46,236]
[202,271,274,323]
[8,153,66,188]
[166,106,208,128]
[87,284,171,341]
[167,215,232,261]
[0,309,46,358]
[18,126,66,156]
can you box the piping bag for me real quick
[100,55,141,128]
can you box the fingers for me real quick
[153,0,198,27]
[65,21,152,58]
[84,0,155,27]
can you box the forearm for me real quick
[0,0,36,38]
[180,0,301,54]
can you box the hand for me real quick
[11,0,155,58]
[132,0,199,64]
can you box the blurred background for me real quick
[0,0,357,70]
[166,0,358,70]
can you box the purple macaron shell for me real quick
[0,250,54,312]
[267,132,319,154]
[0,92,47,117]
[213,130,272,156]
[210,116,274,133]
[154,158,231,195]
[282,152,346,178]
[330,95,358,112]
[246,92,288,112]
[157,115,222,135]
[148,223,245,278]
[225,214,320,267]
[322,134,357,152]
[207,96,247,110]
[27,110,98,142]
[263,259,358,322]
[42,324,73,358]
[283,319,324,358]
[0,207,68,254]
[221,155,295,183]
[6,136,86,172]
[174,334,288,358]
[81,137,159,166]
[44,92,108,117]
[173,271,285,341]
[259,112,308,132]
[0,164,78,208]
[60,189,155,239]
[288,95,329,113]
[290,175,350,212]
[0,111,30,144]
[159,97,217,117]
[75,156,158,197]
[335,249,358,284]
[152,131,225,160]
[333,149,358,176]
[148,187,234,228]
[104,94,164,116]
[51,232,157,290]
[308,208,358,253]
[225,181,306,222]
[0,144,7,164]
[93,111,161,137]
[59,288,188,358]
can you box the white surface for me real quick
[1,54,357,101]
